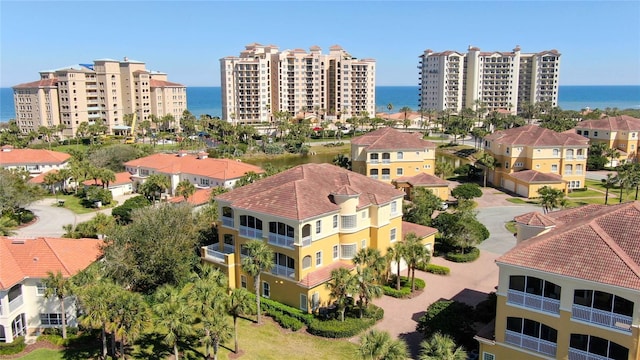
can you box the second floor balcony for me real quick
[222,216,234,228]
[507,289,560,315]
[239,226,262,240]
[9,294,24,313]
[268,233,294,249]
[505,330,557,358]
[571,303,632,332]
[271,264,295,278]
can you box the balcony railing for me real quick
[572,304,632,332]
[568,348,610,360]
[222,216,234,228]
[271,264,295,278]
[240,226,262,239]
[202,243,234,264]
[268,233,294,248]
[507,289,560,314]
[505,330,557,358]
[382,159,391,164]
[369,159,379,164]
[301,236,311,247]
[370,175,378,180]
[566,156,575,160]
[381,175,391,180]
[9,294,24,313]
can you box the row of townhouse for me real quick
[477,202,640,360]
[574,115,640,166]
[0,237,103,343]
[12,58,186,137]
[202,163,436,311]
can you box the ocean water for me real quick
[1,85,639,122]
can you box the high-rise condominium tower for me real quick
[220,43,376,124]
[418,45,560,115]
[12,58,187,136]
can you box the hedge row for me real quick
[382,276,426,298]
[445,247,480,262]
[0,336,25,355]
[267,310,304,331]
[258,296,314,325]
[416,263,451,275]
[383,286,411,298]
[307,305,384,338]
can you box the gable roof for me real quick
[575,115,640,132]
[0,148,71,166]
[402,221,438,239]
[82,171,132,187]
[12,78,58,89]
[216,163,404,221]
[498,202,640,290]
[168,188,212,206]
[484,125,588,147]
[150,79,185,88]
[0,237,103,290]
[124,153,264,180]
[28,169,59,184]
[514,211,556,227]
[351,127,436,151]
[394,173,449,186]
[509,170,563,183]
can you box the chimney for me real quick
[177,150,187,157]
[2,145,14,152]
[197,151,208,160]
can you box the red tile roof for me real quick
[168,188,212,206]
[509,170,563,183]
[216,163,404,221]
[394,173,449,186]
[0,148,71,166]
[298,261,354,288]
[484,125,588,147]
[351,127,436,151]
[575,115,640,132]
[498,202,640,290]
[124,153,264,180]
[12,78,58,89]
[150,79,185,88]
[82,171,132,187]
[514,212,556,227]
[28,169,59,184]
[402,221,438,239]
[0,237,103,290]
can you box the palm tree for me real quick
[400,106,412,128]
[476,153,497,188]
[615,166,630,203]
[387,103,393,122]
[604,147,620,168]
[228,287,254,354]
[358,329,409,360]
[153,285,194,360]
[92,213,114,239]
[43,270,72,339]
[140,174,170,201]
[77,280,117,359]
[43,171,62,199]
[435,160,454,180]
[110,290,149,360]
[98,169,116,189]
[354,266,383,318]
[601,173,617,205]
[386,242,406,291]
[538,186,565,214]
[326,267,356,322]
[175,179,196,202]
[403,232,429,292]
[418,332,467,360]
[189,269,230,359]
[353,247,386,282]
[241,240,274,325]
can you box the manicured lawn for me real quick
[567,189,605,198]
[46,194,118,215]
[505,221,517,234]
[17,317,360,360]
[506,198,537,205]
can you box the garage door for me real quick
[517,184,529,198]
[503,179,515,192]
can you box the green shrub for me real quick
[257,296,314,325]
[383,285,411,298]
[416,300,476,350]
[84,186,113,206]
[0,336,25,355]
[268,310,304,331]
[20,210,35,224]
[307,304,382,338]
[445,247,480,262]
[112,195,151,224]
[417,263,451,275]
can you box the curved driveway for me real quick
[14,199,78,238]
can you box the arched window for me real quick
[269,222,295,248]
[240,215,262,239]
[222,207,234,227]
[508,275,561,314]
[302,255,312,269]
[273,252,295,278]
[573,290,633,331]
[570,334,628,360]
[506,317,557,357]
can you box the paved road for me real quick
[15,199,78,238]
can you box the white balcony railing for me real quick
[301,236,311,247]
[382,159,391,164]
[370,175,378,180]
[369,159,379,164]
[507,289,560,314]
[505,330,557,358]
[223,243,235,254]
[240,226,262,239]
[268,233,294,248]
[203,245,228,263]
[568,348,610,360]
[9,294,24,313]
[222,217,234,227]
[271,264,295,278]
[572,304,632,332]
[381,175,391,180]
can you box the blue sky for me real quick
[1,1,639,87]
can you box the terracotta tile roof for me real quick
[0,237,103,290]
[168,188,212,206]
[394,173,448,186]
[124,153,264,180]
[514,212,556,227]
[484,125,588,147]
[12,78,58,89]
[82,171,132,187]
[298,261,354,288]
[150,79,185,88]
[498,202,640,290]
[28,169,59,184]
[0,148,71,166]
[402,221,438,239]
[351,127,436,151]
[216,163,404,221]
[575,115,640,132]
[509,170,563,183]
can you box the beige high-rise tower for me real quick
[220,43,376,124]
[12,58,187,136]
[418,46,560,115]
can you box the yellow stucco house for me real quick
[351,127,437,184]
[476,202,640,360]
[392,173,450,201]
[574,115,640,166]
[202,163,436,312]
[482,125,589,197]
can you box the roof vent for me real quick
[197,151,208,160]
[11,239,26,244]
[177,150,187,157]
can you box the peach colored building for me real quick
[574,115,640,166]
[477,202,640,360]
[483,125,589,197]
[12,58,186,136]
[419,46,560,115]
[220,43,376,124]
